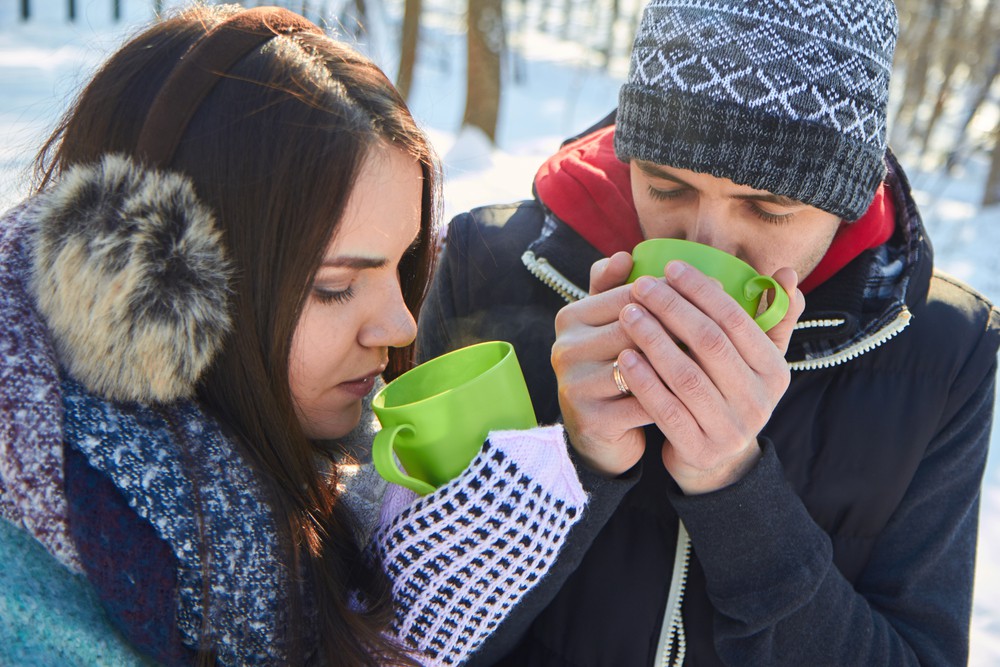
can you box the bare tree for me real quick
[984,123,1000,206]
[396,0,422,101]
[890,0,945,147]
[559,0,574,38]
[597,0,620,70]
[918,0,970,155]
[463,0,505,143]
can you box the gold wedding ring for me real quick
[612,360,631,396]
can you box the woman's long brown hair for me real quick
[34,5,439,665]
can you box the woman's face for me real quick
[289,146,423,440]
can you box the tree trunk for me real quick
[559,0,574,38]
[918,0,970,156]
[599,0,620,70]
[891,0,945,146]
[537,0,553,31]
[463,0,504,143]
[984,123,1000,207]
[396,0,422,102]
[945,42,1000,174]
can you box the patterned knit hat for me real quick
[614,0,898,221]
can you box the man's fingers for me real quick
[555,283,637,332]
[590,251,634,296]
[763,267,805,354]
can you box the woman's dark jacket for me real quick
[418,121,1000,665]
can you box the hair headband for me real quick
[136,6,324,166]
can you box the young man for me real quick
[421,0,1000,664]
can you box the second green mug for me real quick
[371,340,537,496]
[627,238,789,332]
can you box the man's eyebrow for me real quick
[637,160,802,207]
[635,161,692,187]
[319,256,387,270]
[734,193,802,207]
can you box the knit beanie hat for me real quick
[614,0,898,221]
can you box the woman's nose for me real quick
[359,289,417,349]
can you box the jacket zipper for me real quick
[522,250,589,302]
[655,521,690,667]
[788,308,911,371]
[523,249,913,372]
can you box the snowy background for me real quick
[1,0,998,663]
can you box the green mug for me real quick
[371,341,538,495]
[627,239,789,332]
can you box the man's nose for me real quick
[689,202,735,255]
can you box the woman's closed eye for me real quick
[313,284,356,304]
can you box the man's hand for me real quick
[551,252,651,476]
[614,261,805,494]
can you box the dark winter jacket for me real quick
[417,122,1000,665]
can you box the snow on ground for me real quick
[1,1,999,663]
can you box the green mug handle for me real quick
[371,424,437,496]
[743,275,789,332]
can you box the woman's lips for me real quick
[338,366,384,398]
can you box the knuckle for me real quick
[553,305,575,334]
[639,281,682,316]
[557,382,587,413]
[658,287,686,316]
[683,273,715,301]
[696,324,729,358]
[645,329,677,363]
[550,340,567,370]
[722,304,753,335]
[658,399,687,429]
[775,366,791,391]
[674,365,705,396]
[763,362,791,393]
[746,393,773,427]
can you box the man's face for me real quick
[630,160,843,280]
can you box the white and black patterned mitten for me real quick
[370,425,586,665]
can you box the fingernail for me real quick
[622,304,643,323]
[634,276,656,297]
[665,261,687,279]
[620,349,639,368]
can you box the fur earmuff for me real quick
[30,154,233,403]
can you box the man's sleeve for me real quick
[671,362,996,665]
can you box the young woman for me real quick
[0,6,589,665]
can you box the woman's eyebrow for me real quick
[319,256,387,270]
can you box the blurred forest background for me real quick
[2,0,1000,663]
[10,0,1000,207]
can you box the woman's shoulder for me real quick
[62,441,193,664]
[0,514,160,666]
